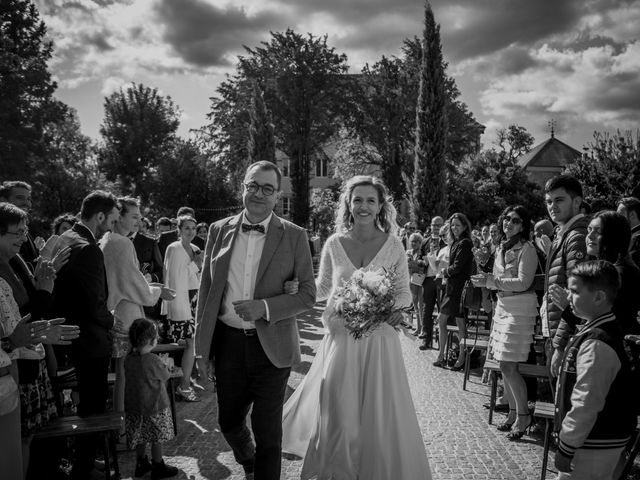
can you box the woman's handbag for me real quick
[460,279,484,312]
[410,273,426,286]
[0,373,19,416]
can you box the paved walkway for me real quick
[118,305,555,479]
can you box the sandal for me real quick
[496,409,516,431]
[507,414,533,440]
[176,386,200,402]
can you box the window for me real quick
[282,158,290,177]
[315,157,328,177]
[282,197,291,216]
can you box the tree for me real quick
[330,128,381,183]
[97,83,180,201]
[565,129,640,209]
[0,0,64,178]
[152,139,235,223]
[247,82,276,164]
[310,185,341,240]
[201,29,351,226]
[448,148,545,224]
[496,124,535,161]
[412,2,448,226]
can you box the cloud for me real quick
[479,41,640,129]
[153,0,289,67]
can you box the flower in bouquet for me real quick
[333,267,405,339]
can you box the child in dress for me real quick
[125,318,178,479]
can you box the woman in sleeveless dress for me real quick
[282,175,432,480]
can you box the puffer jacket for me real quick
[545,215,588,343]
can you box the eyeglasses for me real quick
[503,216,522,225]
[244,182,276,196]
[4,228,28,238]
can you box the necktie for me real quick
[242,223,265,234]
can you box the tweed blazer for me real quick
[194,212,316,368]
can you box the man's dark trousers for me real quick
[214,322,291,480]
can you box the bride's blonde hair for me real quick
[334,175,398,235]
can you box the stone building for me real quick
[517,132,582,188]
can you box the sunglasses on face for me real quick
[503,216,522,225]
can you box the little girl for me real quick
[125,318,178,479]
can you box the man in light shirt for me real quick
[195,161,316,480]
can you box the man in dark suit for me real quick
[195,161,316,479]
[51,190,119,479]
[618,197,640,267]
[0,180,42,270]
[131,221,163,282]
[158,206,195,259]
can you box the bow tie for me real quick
[242,223,265,234]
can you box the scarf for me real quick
[500,234,522,265]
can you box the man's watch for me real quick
[1,336,15,353]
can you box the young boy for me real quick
[554,260,636,479]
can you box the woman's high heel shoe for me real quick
[496,409,516,431]
[506,414,533,440]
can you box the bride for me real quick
[282,175,432,479]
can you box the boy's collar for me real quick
[577,311,616,334]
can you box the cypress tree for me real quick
[412,1,448,225]
[247,81,276,164]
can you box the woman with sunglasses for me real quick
[472,205,538,440]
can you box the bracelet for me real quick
[1,336,15,353]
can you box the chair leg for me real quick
[103,433,112,480]
[463,347,471,391]
[541,419,551,480]
[110,430,121,479]
[489,370,497,425]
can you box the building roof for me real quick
[517,136,582,169]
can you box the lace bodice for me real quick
[315,233,411,333]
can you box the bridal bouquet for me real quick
[334,267,403,340]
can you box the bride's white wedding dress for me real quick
[282,233,432,480]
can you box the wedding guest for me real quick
[407,232,425,334]
[139,217,151,235]
[193,222,208,251]
[472,205,538,440]
[554,261,635,480]
[550,211,640,343]
[617,197,640,267]
[158,207,195,259]
[51,190,119,479]
[542,175,588,378]
[417,216,445,349]
[195,161,315,479]
[281,175,431,479]
[0,181,42,271]
[131,214,163,284]
[51,213,77,236]
[155,217,172,235]
[100,197,175,416]
[162,215,202,402]
[125,318,178,479]
[433,213,475,370]
[534,219,554,258]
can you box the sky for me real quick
[35,0,640,152]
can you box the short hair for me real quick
[51,213,77,235]
[544,175,583,199]
[570,260,620,305]
[0,181,32,200]
[196,222,208,233]
[79,190,118,221]
[619,197,640,218]
[0,202,28,235]
[498,205,532,239]
[409,232,423,244]
[128,318,158,351]
[176,206,195,218]
[156,216,172,228]
[140,217,151,229]
[245,161,282,190]
[118,196,140,216]
[177,215,196,230]
[448,212,472,240]
[592,211,631,264]
[534,219,554,236]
